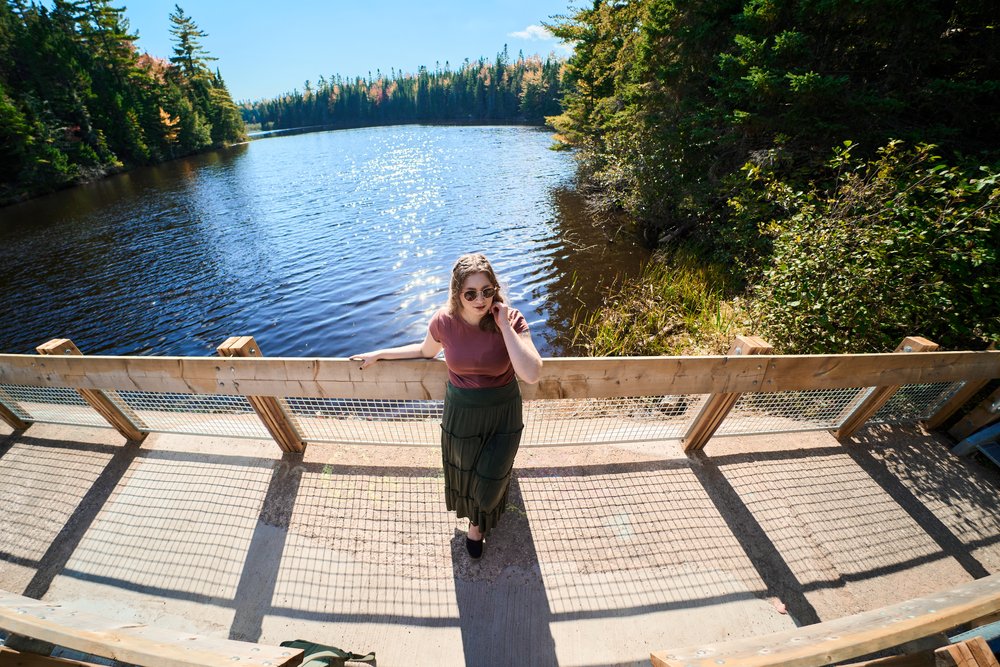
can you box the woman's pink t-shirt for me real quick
[428,307,529,389]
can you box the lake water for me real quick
[0,125,649,357]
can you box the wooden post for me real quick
[0,387,29,430]
[947,385,1000,442]
[934,636,999,667]
[834,336,940,441]
[967,609,1000,628]
[683,336,774,453]
[923,343,996,432]
[216,336,305,453]
[36,339,147,443]
[922,380,990,432]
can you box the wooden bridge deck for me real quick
[1,419,999,666]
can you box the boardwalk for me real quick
[1,420,998,666]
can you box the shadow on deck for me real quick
[0,421,998,667]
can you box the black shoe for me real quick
[466,537,484,559]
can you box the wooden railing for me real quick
[2,335,999,666]
[0,335,998,453]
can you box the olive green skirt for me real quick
[441,380,523,537]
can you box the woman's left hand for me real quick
[491,302,511,329]
[491,301,543,384]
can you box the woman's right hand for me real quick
[350,352,380,369]
[349,332,441,369]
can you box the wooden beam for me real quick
[835,337,940,441]
[948,386,1000,442]
[683,336,773,452]
[924,345,996,432]
[923,380,991,432]
[216,336,304,453]
[0,645,106,666]
[0,386,29,430]
[839,651,935,667]
[650,572,1000,667]
[934,636,999,667]
[0,590,302,667]
[1,350,997,401]
[35,340,147,443]
[968,610,1000,628]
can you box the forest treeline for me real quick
[241,50,564,131]
[0,1,244,205]
[554,0,1000,354]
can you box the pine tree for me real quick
[166,5,243,147]
[168,4,215,81]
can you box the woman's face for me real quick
[458,271,495,323]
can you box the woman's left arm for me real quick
[493,304,543,384]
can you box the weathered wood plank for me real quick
[34,340,146,442]
[0,591,302,667]
[0,645,106,666]
[650,573,1000,667]
[217,336,304,453]
[835,338,940,441]
[0,351,998,400]
[948,386,1000,442]
[968,610,1000,628]
[683,336,774,452]
[935,636,999,667]
[839,651,935,667]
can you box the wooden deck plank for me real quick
[0,646,104,666]
[0,592,301,667]
[651,574,1000,667]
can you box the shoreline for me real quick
[1,121,554,209]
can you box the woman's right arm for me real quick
[351,328,443,369]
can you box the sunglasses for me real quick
[462,286,498,302]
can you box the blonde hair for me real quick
[448,253,505,332]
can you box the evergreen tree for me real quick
[0,0,244,204]
[551,0,1000,352]
[548,0,1000,234]
[244,50,566,130]
[168,4,215,81]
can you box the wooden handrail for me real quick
[0,350,998,400]
[651,573,1000,667]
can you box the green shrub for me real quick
[745,140,999,353]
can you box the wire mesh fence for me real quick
[108,391,271,439]
[870,381,965,425]
[0,380,970,446]
[717,387,873,436]
[285,397,442,446]
[523,395,709,446]
[0,384,110,429]
[283,395,712,446]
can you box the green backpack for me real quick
[279,639,376,667]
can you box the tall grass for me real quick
[571,247,754,356]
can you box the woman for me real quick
[352,253,543,559]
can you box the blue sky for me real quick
[122,1,577,103]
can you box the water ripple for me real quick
[0,126,650,357]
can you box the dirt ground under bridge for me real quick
[1,421,998,666]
